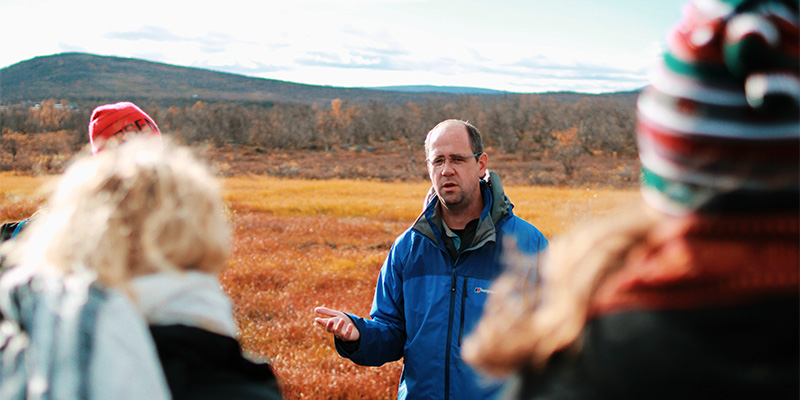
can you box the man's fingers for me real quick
[314,307,358,340]
[314,306,340,317]
[328,319,340,333]
[343,322,359,341]
[343,323,353,338]
[334,318,347,333]
[314,316,343,335]
[314,317,331,328]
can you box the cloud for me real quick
[297,51,386,69]
[105,26,185,42]
[58,42,88,54]
[204,61,293,76]
[1,0,681,94]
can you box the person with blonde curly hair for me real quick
[1,136,282,399]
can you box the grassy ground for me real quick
[1,173,640,399]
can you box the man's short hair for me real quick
[425,119,484,158]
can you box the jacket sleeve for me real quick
[500,216,549,288]
[335,236,408,366]
[500,215,548,255]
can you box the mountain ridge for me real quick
[0,52,640,106]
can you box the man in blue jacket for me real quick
[315,119,548,399]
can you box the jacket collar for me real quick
[413,170,512,250]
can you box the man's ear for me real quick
[478,152,488,176]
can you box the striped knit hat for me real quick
[89,102,161,154]
[637,0,799,215]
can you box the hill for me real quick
[0,52,640,106]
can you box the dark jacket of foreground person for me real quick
[151,325,282,400]
[506,210,799,399]
[130,270,283,400]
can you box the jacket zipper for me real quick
[458,277,468,346]
[444,266,457,400]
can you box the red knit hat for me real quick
[88,102,161,154]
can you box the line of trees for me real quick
[0,94,637,174]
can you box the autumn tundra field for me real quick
[0,172,639,399]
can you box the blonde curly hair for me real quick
[462,204,660,376]
[5,136,230,288]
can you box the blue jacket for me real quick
[337,172,548,399]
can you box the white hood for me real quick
[129,271,238,338]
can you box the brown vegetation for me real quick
[1,62,644,397]
[203,143,640,188]
[2,95,640,188]
[1,175,640,399]
[222,212,405,399]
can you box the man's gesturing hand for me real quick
[314,306,361,342]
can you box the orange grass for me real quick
[222,176,641,238]
[0,172,53,221]
[222,176,639,399]
[1,174,640,399]
[222,176,432,221]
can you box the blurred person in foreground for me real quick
[1,136,282,399]
[462,0,799,399]
[0,137,171,399]
[314,119,549,399]
[0,101,161,245]
[113,137,282,399]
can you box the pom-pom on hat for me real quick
[89,102,161,154]
[637,0,799,215]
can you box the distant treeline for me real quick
[0,95,636,174]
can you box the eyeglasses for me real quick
[426,152,481,168]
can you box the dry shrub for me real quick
[1,130,81,173]
[221,212,405,399]
[3,174,638,399]
[0,201,41,223]
[219,180,638,399]
[0,172,53,222]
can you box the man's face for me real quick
[426,122,486,212]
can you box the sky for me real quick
[1,0,686,94]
